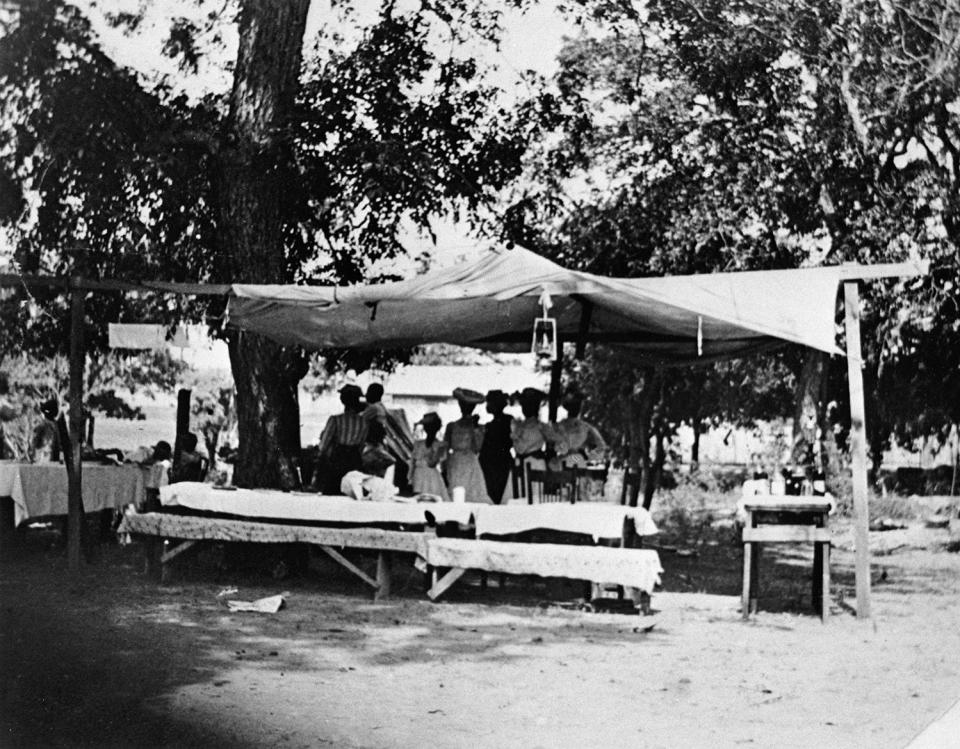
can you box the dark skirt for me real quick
[480,455,512,505]
[321,443,363,495]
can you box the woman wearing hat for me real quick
[510,387,565,493]
[556,391,608,467]
[479,390,513,504]
[409,412,449,500]
[556,390,609,500]
[315,384,368,494]
[444,388,491,503]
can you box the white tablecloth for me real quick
[0,460,18,496]
[426,538,663,592]
[119,512,429,554]
[474,503,658,541]
[3,463,146,526]
[160,482,475,525]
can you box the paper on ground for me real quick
[226,595,285,613]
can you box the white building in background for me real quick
[299,363,549,445]
[382,364,549,427]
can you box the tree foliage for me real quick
[0,0,556,484]
[508,0,959,490]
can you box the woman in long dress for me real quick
[479,390,513,504]
[314,384,367,494]
[409,412,449,500]
[556,391,609,501]
[444,388,490,503]
[511,387,565,497]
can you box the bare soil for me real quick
[2,516,960,749]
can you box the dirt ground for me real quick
[2,512,960,749]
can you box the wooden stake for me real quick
[843,281,871,619]
[173,388,192,466]
[67,277,86,575]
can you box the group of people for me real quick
[313,382,399,495]
[408,386,608,504]
[314,381,608,503]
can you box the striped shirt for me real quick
[318,411,367,455]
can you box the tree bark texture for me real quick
[625,368,661,508]
[217,0,311,489]
[644,428,666,510]
[792,349,826,469]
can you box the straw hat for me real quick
[561,390,584,409]
[485,389,508,408]
[518,387,545,405]
[339,384,363,400]
[452,387,484,405]
[416,412,442,429]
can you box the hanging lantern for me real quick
[531,289,558,360]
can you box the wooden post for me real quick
[173,388,192,469]
[67,277,86,574]
[844,281,872,619]
[548,346,563,422]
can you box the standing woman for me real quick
[479,390,513,504]
[315,384,367,494]
[0,373,19,459]
[511,388,564,466]
[444,388,490,503]
[409,412,449,500]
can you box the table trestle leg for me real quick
[428,567,467,601]
[319,545,379,591]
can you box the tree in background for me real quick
[0,350,188,460]
[0,0,556,488]
[506,0,959,497]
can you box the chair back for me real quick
[620,471,641,506]
[174,456,208,483]
[526,468,578,504]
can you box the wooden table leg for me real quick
[375,551,392,600]
[749,543,760,615]
[0,496,14,560]
[812,540,823,610]
[821,542,830,622]
[143,536,163,582]
[741,541,751,620]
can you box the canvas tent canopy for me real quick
[225,245,924,361]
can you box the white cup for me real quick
[452,486,466,503]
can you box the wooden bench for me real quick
[425,537,662,609]
[118,511,429,598]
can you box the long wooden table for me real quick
[120,484,664,605]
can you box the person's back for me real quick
[32,400,62,462]
[361,421,395,478]
[362,383,388,425]
[174,433,206,482]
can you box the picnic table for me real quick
[739,496,833,620]
[0,460,146,526]
[120,482,663,604]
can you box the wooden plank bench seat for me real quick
[118,511,429,597]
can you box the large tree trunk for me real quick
[217,0,311,489]
[626,368,661,508]
[644,427,666,510]
[792,349,826,470]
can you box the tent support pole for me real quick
[574,297,593,359]
[67,277,86,575]
[548,341,563,422]
[843,281,871,619]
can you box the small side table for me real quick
[741,498,832,621]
